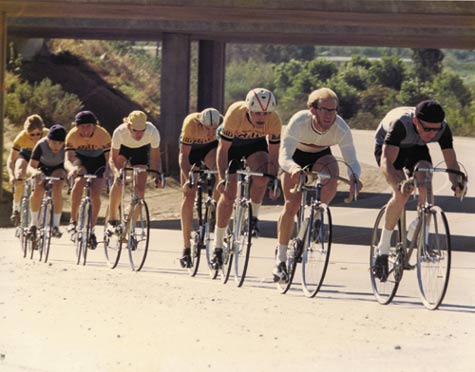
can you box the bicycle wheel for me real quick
[417,206,451,310]
[369,206,404,305]
[204,200,218,279]
[234,201,252,287]
[20,196,30,258]
[302,204,332,298]
[76,199,92,266]
[38,199,54,263]
[220,228,234,284]
[276,237,301,294]
[128,199,150,271]
[103,206,123,269]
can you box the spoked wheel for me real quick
[188,231,201,277]
[302,204,332,298]
[103,206,123,269]
[369,206,404,305]
[233,201,252,287]
[128,199,150,271]
[276,238,301,294]
[38,199,54,263]
[417,207,451,310]
[220,229,234,284]
[76,199,92,266]
[20,197,30,258]
[204,200,218,279]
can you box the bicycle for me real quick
[186,162,218,278]
[14,178,35,258]
[103,167,165,271]
[276,167,358,298]
[370,165,468,310]
[36,175,63,263]
[220,158,278,287]
[71,174,98,266]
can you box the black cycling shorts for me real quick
[76,153,107,178]
[227,138,268,173]
[374,144,432,171]
[188,140,218,166]
[39,163,65,177]
[119,144,151,166]
[292,147,332,169]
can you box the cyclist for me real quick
[27,124,67,238]
[274,87,362,281]
[7,114,48,225]
[211,88,282,268]
[372,100,465,280]
[107,110,164,233]
[65,110,112,248]
[178,107,222,268]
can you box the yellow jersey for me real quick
[180,113,218,146]
[12,128,49,153]
[65,125,112,158]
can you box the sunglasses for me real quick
[311,103,338,113]
[131,128,146,133]
[419,120,442,133]
[29,132,42,137]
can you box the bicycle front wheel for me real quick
[128,200,150,271]
[233,201,252,287]
[417,206,451,310]
[38,199,54,263]
[103,206,123,269]
[369,206,403,305]
[204,200,218,279]
[302,204,332,298]
[276,238,301,294]
[20,197,30,258]
[220,228,233,284]
[76,199,92,266]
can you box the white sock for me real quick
[214,227,226,249]
[53,213,61,228]
[250,202,261,219]
[277,244,287,263]
[30,210,39,226]
[13,202,20,212]
[377,228,393,255]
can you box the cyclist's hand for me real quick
[290,167,303,184]
[452,182,467,199]
[398,178,414,195]
[68,166,80,179]
[350,175,363,196]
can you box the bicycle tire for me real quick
[417,206,451,310]
[103,206,123,269]
[20,196,30,258]
[234,201,252,287]
[204,200,218,279]
[369,206,403,305]
[39,199,54,263]
[276,237,300,294]
[188,190,203,277]
[76,199,92,266]
[128,199,150,271]
[302,204,332,298]
[220,228,233,284]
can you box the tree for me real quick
[412,48,444,82]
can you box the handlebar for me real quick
[414,166,468,201]
[121,167,165,188]
[188,162,218,188]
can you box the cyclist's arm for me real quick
[380,144,402,192]
[7,148,19,181]
[279,132,300,175]
[179,144,192,180]
[108,148,123,178]
[149,146,162,174]
[337,128,362,179]
[441,148,463,187]
[27,158,41,177]
[217,139,232,181]
[64,149,80,177]
[268,142,280,176]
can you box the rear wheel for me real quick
[369,206,403,305]
[234,201,252,288]
[128,200,150,271]
[417,207,451,310]
[302,204,332,298]
[103,206,123,269]
[38,199,54,263]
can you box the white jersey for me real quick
[111,122,160,149]
[279,110,361,177]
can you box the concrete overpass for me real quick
[0,1,474,179]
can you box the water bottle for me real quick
[407,217,419,242]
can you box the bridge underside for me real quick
[0,1,474,177]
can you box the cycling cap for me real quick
[125,110,147,131]
[245,88,276,112]
[47,124,67,142]
[415,100,445,123]
[198,108,222,128]
[75,110,98,126]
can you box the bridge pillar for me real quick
[160,33,190,174]
[197,40,225,113]
[0,12,7,201]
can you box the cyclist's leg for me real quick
[51,168,66,234]
[69,168,86,227]
[180,171,197,251]
[311,154,339,205]
[246,150,269,218]
[12,157,28,219]
[29,176,44,228]
[91,178,105,227]
[203,147,220,201]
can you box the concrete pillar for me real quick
[197,40,225,113]
[160,33,190,174]
[0,12,7,201]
